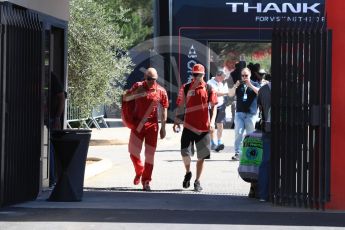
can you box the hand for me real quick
[135,85,145,93]
[209,123,215,132]
[134,86,147,97]
[234,80,241,88]
[173,123,181,133]
[243,78,250,85]
[160,126,166,139]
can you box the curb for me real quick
[84,157,112,180]
[89,139,128,146]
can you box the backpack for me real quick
[238,130,263,182]
[176,82,213,122]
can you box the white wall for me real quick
[0,0,69,21]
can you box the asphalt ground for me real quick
[1,124,345,229]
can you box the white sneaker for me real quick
[194,180,203,192]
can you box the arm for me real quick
[174,102,185,124]
[173,86,185,132]
[208,88,218,131]
[173,104,184,133]
[228,80,241,97]
[160,107,168,139]
[52,92,65,130]
[247,81,260,95]
[210,104,217,129]
[123,84,146,102]
[208,81,228,97]
[50,73,65,130]
[216,91,228,97]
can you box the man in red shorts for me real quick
[123,67,169,191]
[173,63,218,192]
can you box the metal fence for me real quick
[271,20,332,210]
[66,100,90,129]
[66,101,108,129]
[0,3,43,206]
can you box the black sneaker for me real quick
[215,144,225,152]
[194,180,203,192]
[183,171,192,188]
[232,153,240,161]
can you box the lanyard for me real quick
[244,84,248,94]
[243,85,248,101]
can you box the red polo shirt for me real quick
[128,81,169,122]
[176,80,217,132]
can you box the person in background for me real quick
[49,72,66,187]
[228,67,260,161]
[123,67,169,191]
[257,68,269,86]
[256,81,271,201]
[247,63,268,129]
[230,61,247,84]
[207,69,228,152]
[173,63,218,192]
[228,61,247,129]
[247,63,260,83]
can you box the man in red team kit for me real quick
[123,67,169,191]
[173,64,218,192]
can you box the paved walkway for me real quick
[85,124,250,195]
[1,124,345,229]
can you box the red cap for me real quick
[192,64,205,74]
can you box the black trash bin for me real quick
[48,129,92,202]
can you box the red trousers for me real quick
[129,121,158,184]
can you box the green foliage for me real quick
[68,0,132,118]
[121,11,152,47]
[95,0,153,48]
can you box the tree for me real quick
[95,0,153,48]
[68,0,132,119]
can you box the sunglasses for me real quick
[192,73,202,77]
[241,74,249,77]
[146,76,157,81]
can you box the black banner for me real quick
[172,0,325,30]
[171,0,325,83]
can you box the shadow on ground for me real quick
[1,191,345,227]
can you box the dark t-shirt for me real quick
[236,80,260,114]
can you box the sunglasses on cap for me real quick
[146,76,157,81]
